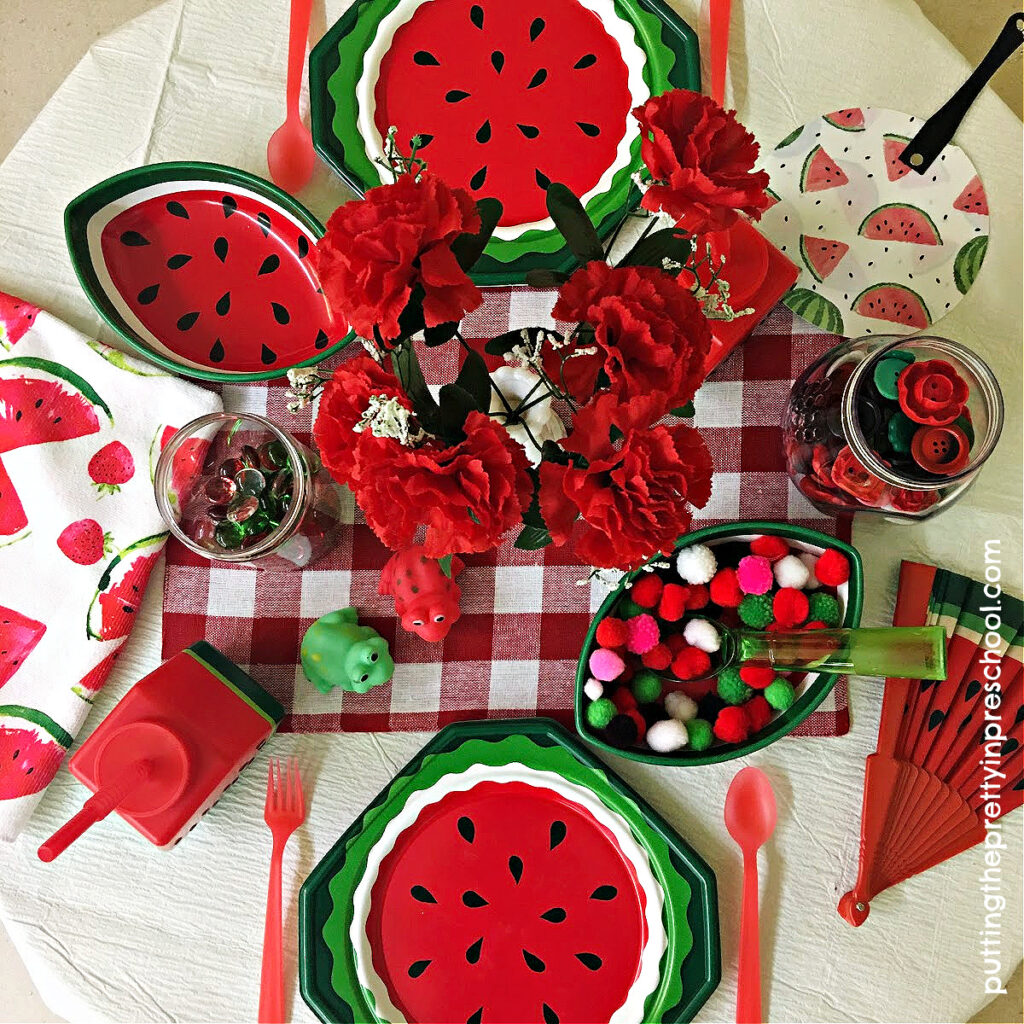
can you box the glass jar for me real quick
[784,335,1003,521]
[155,412,345,568]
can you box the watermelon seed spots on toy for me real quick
[458,815,475,842]
[527,69,547,89]
[577,122,600,137]
[522,949,545,972]
[177,311,199,331]
[260,345,277,366]
[535,169,551,189]
[271,302,290,325]
[258,255,280,276]
[213,237,228,262]
[476,121,492,144]
[470,167,488,190]
[209,339,225,362]
[408,959,431,978]
[530,17,545,40]
[222,196,238,218]
[413,50,440,66]
[137,284,159,305]
[574,53,596,69]
[540,906,566,922]
[490,51,504,73]
[416,134,434,149]
[315,329,329,349]
[256,212,272,237]
[465,937,483,963]
[216,292,230,316]
[508,855,523,883]
[590,885,616,900]
[1002,738,1019,756]
[928,709,944,730]
[462,890,488,907]
[446,90,471,103]
[469,4,483,28]
[166,201,189,219]
[517,124,540,139]
[120,230,149,247]
[167,253,191,270]
[575,952,602,971]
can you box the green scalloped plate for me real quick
[309,0,700,285]
[299,719,720,1023]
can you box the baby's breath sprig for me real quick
[374,126,429,182]
[284,367,329,415]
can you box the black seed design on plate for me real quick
[137,284,159,305]
[261,344,277,365]
[928,709,945,731]
[177,311,200,331]
[965,680,981,700]
[574,53,597,69]
[575,952,602,971]
[297,235,310,259]
[517,124,540,139]
[462,890,488,908]
[214,236,229,262]
[549,821,566,849]
[315,328,329,350]
[167,253,192,270]
[166,201,189,219]
[535,169,551,189]
[416,133,435,149]
[1001,738,1019,756]
[919,678,937,692]
[469,4,483,28]
[1015,705,1024,726]
[120,230,149,247]
[257,212,272,237]
[446,89,471,103]
[542,1005,559,1024]
[209,339,225,362]
[408,959,431,978]
[522,949,545,973]
[458,815,475,842]
[467,1010,483,1024]
[216,291,231,316]
[476,120,492,144]
[577,122,600,137]
[222,195,238,218]
[957,713,973,733]
[530,17,545,40]
[411,885,437,903]
[465,937,483,964]
[491,51,504,73]
[470,167,488,190]
[258,254,281,276]
[527,69,547,89]
[541,907,566,922]
[590,885,617,900]
[271,302,291,325]
[508,855,523,883]
[1014,779,1024,791]
[414,50,440,65]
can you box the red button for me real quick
[911,424,971,475]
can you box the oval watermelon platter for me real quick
[309,0,700,284]
[65,163,354,382]
[299,720,720,1024]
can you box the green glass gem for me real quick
[887,411,918,453]
[234,467,266,497]
[214,519,246,549]
[873,357,909,400]
[888,348,916,365]
[954,413,975,447]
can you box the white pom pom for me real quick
[675,544,717,585]
[799,552,822,589]
[646,718,689,752]
[583,678,604,701]
[683,618,721,653]
[664,691,698,722]
[774,554,810,590]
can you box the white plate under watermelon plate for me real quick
[758,107,989,338]
[350,762,667,1024]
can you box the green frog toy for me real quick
[300,608,395,694]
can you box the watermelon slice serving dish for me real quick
[299,719,720,1024]
[309,0,700,284]
[65,162,354,381]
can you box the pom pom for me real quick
[626,613,660,654]
[641,643,672,671]
[697,693,727,722]
[589,648,625,682]
[774,554,810,590]
[764,678,797,711]
[611,687,638,713]
[607,713,640,748]
[739,665,777,690]
[664,691,698,722]
[738,593,774,628]
[657,583,690,622]
[629,573,664,608]
[638,702,667,728]
[625,707,647,741]
[617,597,646,619]
[709,568,743,608]
[687,718,714,751]
[631,670,662,704]
[803,620,827,630]
[737,555,773,595]
[815,548,850,586]
[595,617,629,649]
[665,632,690,655]
[750,535,790,561]
[583,678,604,701]
[646,718,689,752]
[743,695,773,733]
[586,697,616,728]
[676,544,717,585]
[799,552,822,589]
[685,584,710,610]
[683,618,722,653]
[773,588,809,628]
[807,591,841,627]
[671,646,712,680]
[713,706,750,744]
[717,666,753,705]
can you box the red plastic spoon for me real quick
[724,766,777,1024]
[267,0,316,194]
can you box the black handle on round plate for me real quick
[900,12,1024,173]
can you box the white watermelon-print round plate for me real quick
[758,107,989,337]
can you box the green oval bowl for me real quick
[575,521,864,765]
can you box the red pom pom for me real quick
[641,643,672,671]
[685,584,710,610]
[619,663,635,683]
[595,617,629,649]
[743,695,773,733]
[671,646,712,680]
[773,588,809,628]
[611,687,637,713]
[714,706,751,743]
[739,665,776,689]
[709,568,743,608]
[658,583,690,622]
[625,707,647,741]
[629,574,664,608]
[665,632,690,654]
[751,535,790,561]
[815,548,850,586]
[803,620,827,630]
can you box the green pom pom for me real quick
[617,598,645,618]
[586,697,617,729]
[738,593,774,628]
[764,679,797,711]
[717,666,753,705]
[808,592,841,627]
[631,670,662,704]
[687,718,713,751]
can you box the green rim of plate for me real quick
[64,161,356,383]
[575,521,865,766]
[299,719,720,1023]
[308,0,700,285]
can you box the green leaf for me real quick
[525,268,570,289]
[546,183,605,265]
[438,554,453,578]
[452,197,503,272]
[671,401,695,418]
[0,356,114,424]
[437,383,479,440]
[454,348,491,411]
[618,228,692,270]
[424,321,459,347]
[514,524,552,551]
[539,439,571,466]
[390,344,438,429]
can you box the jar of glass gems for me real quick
[154,412,345,568]
[783,335,1003,522]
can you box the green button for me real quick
[874,357,909,400]
[953,412,975,447]
[888,411,918,452]
[888,348,916,365]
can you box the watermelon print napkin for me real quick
[0,290,221,840]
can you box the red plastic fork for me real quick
[259,757,306,1024]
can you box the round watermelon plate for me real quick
[299,720,720,1024]
[65,163,354,381]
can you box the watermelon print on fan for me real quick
[757,106,989,336]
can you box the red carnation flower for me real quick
[551,262,711,416]
[317,172,483,343]
[632,90,771,234]
[538,395,713,571]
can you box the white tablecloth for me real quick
[1,1,1021,1021]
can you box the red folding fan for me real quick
[839,560,1023,925]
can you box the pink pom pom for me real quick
[589,647,626,682]
[737,555,773,596]
[625,613,660,654]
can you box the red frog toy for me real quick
[380,545,464,643]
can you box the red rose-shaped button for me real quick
[831,446,890,505]
[889,486,940,514]
[897,359,969,426]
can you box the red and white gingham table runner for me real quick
[162,291,851,736]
